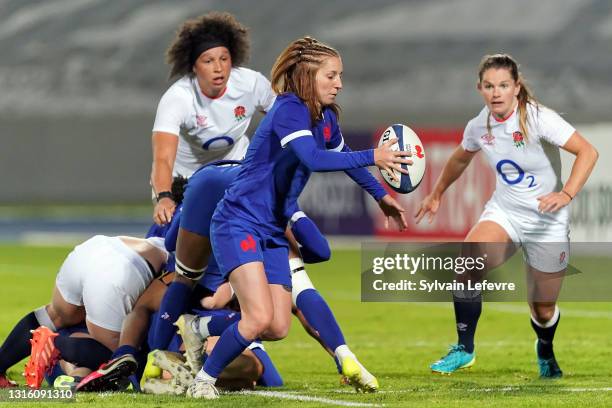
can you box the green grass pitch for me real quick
[1,244,611,407]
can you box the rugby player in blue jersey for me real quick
[80,160,380,393]
[186,37,411,399]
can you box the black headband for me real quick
[190,39,229,67]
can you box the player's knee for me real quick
[264,320,291,340]
[532,304,556,323]
[241,312,274,339]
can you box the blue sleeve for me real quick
[165,252,176,272]
[164,205,182,252]
[274,99,313,147]
[283,164,311,219]
[290,215,331,263]
[145,223,169,239]
[251,347,283,387]
[288,136,374,172]
[273,101,374,172]
[341,145,388,202]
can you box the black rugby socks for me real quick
[531,307,560,360]
[453,295,482,354]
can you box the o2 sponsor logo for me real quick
[496,159,536,187]
[202,136,234,150]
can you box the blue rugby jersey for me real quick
[214,92,380,235]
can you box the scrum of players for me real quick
[0,10,598,400]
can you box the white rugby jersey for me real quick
[462,103,575,223]
[153,67,276,177]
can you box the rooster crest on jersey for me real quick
[240,234,256,252]
[377,124,426,194]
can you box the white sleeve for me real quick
[152,86,189,136]
[461,120,480,152]
[253,71,276,112]
[536,107,576,147]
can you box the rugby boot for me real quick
[142,378,187,395]
[24,326,59,389]
[0,373,17,388]
[151,349,194,385]
[430,344,475,375]
[53,375,80,391]
[536,340,563,379]
[174,314,205,375]
[341,356,379,393]
[186,377,219,399]
[140,350,162,389]
[76,354,137,392]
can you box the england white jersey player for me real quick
[153,67,276,177]
[462,104,575,271]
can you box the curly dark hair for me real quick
[166,12,250,79]
[171,175,188,205]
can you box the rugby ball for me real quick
[377,124,426,194]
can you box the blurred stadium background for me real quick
[0,0,610,242]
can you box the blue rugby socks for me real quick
[150,281,192,350]
[296,289,346,353]
[199,322,251,380]
[251,345,283,387]
[195,310,241,338]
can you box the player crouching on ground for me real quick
[0,234,169,389]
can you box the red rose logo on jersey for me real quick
[323,125,331,141]
[512,131,525,148]
[559,251,566,265]
[234,106,246,121]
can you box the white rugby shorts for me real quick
[55,235,155,331]
[477,198,569,273]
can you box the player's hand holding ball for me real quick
[374,124,427,231]
[376,124,426,193]
[374,138,412,181]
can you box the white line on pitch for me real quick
[412,302,612,319]
[239,390,383,407]
[565,387,612,392]
[329,387,612,394]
